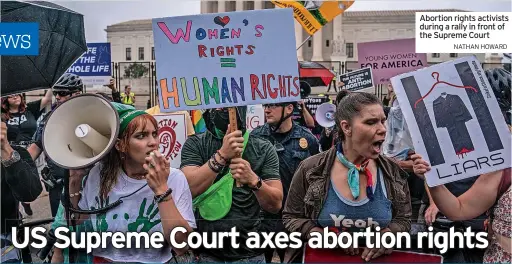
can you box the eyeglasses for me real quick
[53,91,73,97]
[263,104,282,109]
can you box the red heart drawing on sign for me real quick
[220,16,230,25]
[214,16,230,27]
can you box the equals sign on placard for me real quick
[220,58,236,68]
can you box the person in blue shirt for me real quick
[251,101,319,263]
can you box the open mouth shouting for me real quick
[372,140,385,154]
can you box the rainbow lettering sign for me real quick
[152,8,300,112]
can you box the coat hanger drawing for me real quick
[414,72,478,108]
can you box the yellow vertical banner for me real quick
[272,0,355,35]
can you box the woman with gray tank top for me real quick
[283,92,411,263]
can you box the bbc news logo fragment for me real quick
[0,23,39,55]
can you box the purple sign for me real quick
[358,38,427,85]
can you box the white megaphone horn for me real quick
[315,102,336,128]
[42,94,120,169]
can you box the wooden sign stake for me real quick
[228,107,243,187]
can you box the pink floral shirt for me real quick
[484,187,511,263]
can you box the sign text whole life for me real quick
[68,47,110,74]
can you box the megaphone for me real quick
[315,102,336,128]
[42,94,120,169]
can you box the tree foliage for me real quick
[124,63,149,79]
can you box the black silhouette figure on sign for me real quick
[414,72,478,108]
[433,92,475,158]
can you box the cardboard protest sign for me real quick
[391,56,511,187]
[358,39,427,85]
[66,43,111,85]
[246,104,264,131]
[303,95,330,117]
[339,67,373,91]
[153,113,187,169]
[272,0,354,35]
[152,9,300,112]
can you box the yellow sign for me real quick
[272,0,354,35]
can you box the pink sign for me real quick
[357,38,427,85]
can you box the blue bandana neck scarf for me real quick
[335,143,374,200]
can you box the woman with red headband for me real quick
[283,92,411,263]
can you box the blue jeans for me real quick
[197,252,265,263]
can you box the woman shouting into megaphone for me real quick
[52,104,196,263]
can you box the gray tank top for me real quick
[317,168,392,233]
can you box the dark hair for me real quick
[1,94,27,119]
[335,90,352,106]
[335,92,382,141]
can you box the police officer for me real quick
[251,101,319,263]
[27,73,84,217]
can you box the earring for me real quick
[120,153,126,160]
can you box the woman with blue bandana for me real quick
[282,92,411,263]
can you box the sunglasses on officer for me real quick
[263,103,292,109]
[263,104,280,109]
[53,91,74,97]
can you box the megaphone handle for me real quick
[228,107,243,188]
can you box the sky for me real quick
[55,0,512,43]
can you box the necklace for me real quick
[131,174,146,180]
[126,172,146,180]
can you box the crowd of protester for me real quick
[1,66,510,263]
